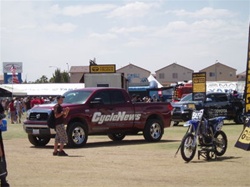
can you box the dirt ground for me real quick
[3,122,250,187]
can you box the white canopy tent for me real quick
[0,83,85,96]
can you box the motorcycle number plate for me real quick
[32,129,40,135]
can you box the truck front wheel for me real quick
[67,122,88,148]
[108,133,126,141]
[28,135,50,146]
[143,119,163,142]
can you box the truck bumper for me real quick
[23,124,56,136]
[172,110,192,122]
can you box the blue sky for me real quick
[1,0,249,82]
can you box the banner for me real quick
[244,24,250,113]
[235,24,250,151]
[2,62,23,73]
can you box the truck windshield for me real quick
[63,90,93,104]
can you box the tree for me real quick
[34,75,49,83]
[50,69,70,83]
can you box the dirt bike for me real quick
[175,109,228,162]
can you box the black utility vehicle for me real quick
[172,92,244,125]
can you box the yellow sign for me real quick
[89,65,116,73]
[238,127,250,144]
[192,72,206,96]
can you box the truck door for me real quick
[89,90,135,132]
[204,93,230,118]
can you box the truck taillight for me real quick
[167,103,173,111]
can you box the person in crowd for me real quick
[151,94,159,102]
[8,100,16,124]
[14,98,23,124]
[39,97,44,104]
[3,100,9,116]
[131,94,137,103]
[233,90,239,98]
[0,102,10,187]
[30,97,41,108]
[143,96,151,103]
[53,96,70,156]
[24,97,31,111]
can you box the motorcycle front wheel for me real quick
[214,131,228,156]
[180,133,197,162]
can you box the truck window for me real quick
[110,90,126,104]
[93,91,111,105]
[206,94,228,102]
[64,90,93,104]
[214,94,228,102]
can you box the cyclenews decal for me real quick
[92,112,142,124]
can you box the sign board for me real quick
[235,120,250,150]
[192,72,206,101]
[89,64,116,73]
[3,62,23,73]
[4,73,22,84]
[245,25,250,113]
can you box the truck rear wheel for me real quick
[108,133,126,141]
[143,119,163,142]
[67,122,88,148]
[234,111,244,124]
[28,135,50,146]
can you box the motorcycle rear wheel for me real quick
[180,133,197,162]
[214,131,227,156]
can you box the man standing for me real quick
[53,96,70,156]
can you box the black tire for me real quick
[173,121,179,126]
[180,133,196,162]
[28,135,50,146]
[67,122,88,148]
[214,131,227,156]
[108,133,126,141]
[143,119,163,142]
[234,111,244,124]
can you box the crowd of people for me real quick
[0,96,55,124]
[131,94,164,103]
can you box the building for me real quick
[237,71,246,81]
[155,63,194,86]
[199,62,237,81]
[117,63,151,86]
[69,66,89,83]
[0,75,4,84]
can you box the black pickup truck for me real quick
[172,92,244,125]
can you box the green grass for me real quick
[2,116,27,139]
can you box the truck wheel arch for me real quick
[66,120,89,148]
[143,115,164,142]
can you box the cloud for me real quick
[43,23,77,33]
[88,33,117,40]
[108,1,158,18]
[110,26,148,34]
[56,4,117,17]
[167,7,235,19]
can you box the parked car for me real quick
[172,92,244,125]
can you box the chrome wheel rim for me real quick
[72,127,85,145]
[150,122,161,139]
